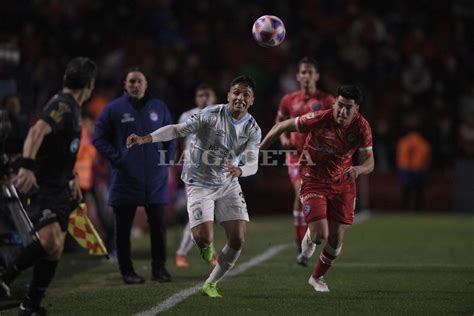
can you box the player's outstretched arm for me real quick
[127,122,193,148]
[260,118,297,150]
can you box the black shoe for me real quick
[152,267,171,283]
[0,280,10,297]
[296,253,309,267]
[18,303,48,316]
[122,272,145,285]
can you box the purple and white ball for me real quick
[252,15,286,47]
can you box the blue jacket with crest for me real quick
[93,92,177,206]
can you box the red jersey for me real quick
[296,109,373,181]
[278,90,335,155]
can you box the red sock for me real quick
[312,249,337,279]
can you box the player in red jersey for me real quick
[261,85,374,292]
[275,57,335,263]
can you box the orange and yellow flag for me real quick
[68,203,108,256]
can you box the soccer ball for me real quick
[252,15,286,47]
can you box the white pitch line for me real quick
[135,244,290,316]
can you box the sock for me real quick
[301,229,317,258]
[176,222,194,256]
[199,243,215,263]
[23,259,58,308]
[205,244,241,284]
[293,210,307,247]
[312,244,342,279]
[2,240,48,285]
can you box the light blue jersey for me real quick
[178,107,201,150]
[180,104,261,188]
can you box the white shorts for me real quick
[186,180,249,228]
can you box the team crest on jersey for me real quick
[303,204,311,215]
[311,101,321,111]
[149,112,158,122]
[305,112,315,119]
[346,132,357,143]
[70,138,80,153]
[216,129,225,137]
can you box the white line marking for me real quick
[135,244,290,316]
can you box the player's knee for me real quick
[311,231,328,245]
[227,236,245,250]
[40,236,63,256]
[193,235,213,248]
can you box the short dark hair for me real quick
[63,57,97,89]
[297,56,319,71]
[122,66,148,83]
[196,83,214,92]
[230,75,256,93]
[337,85,363,105]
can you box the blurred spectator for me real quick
[396,113,432,210]
[402,54,432,98]
[0,95,28,163]
[458,82,474,157]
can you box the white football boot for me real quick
[308,276,330,292]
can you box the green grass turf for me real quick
[1,214,473,315]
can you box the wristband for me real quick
[19,158,36,171]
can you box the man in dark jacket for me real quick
[93,68,177,284]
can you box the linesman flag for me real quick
[68,203,108,256]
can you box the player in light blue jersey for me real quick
[127,76,261,298]
[175,84,218,268]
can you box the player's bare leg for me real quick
[4,222,66,314]
[179,222,217,267]
[191,221,215,264]
[202,220,246,298]
[176,222,193,267]
[298,218,328,266]
[309,220,346,292]
[292,178,307,257]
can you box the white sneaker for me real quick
[301,230,316,258]
[308,276,330,292]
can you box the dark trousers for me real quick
[113,204,166,275]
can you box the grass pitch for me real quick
[1,213,473,315]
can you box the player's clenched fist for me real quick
[126,133,142,148]
[343,166,360,180]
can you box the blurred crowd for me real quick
[1,0,474,204]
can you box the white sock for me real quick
[301,229,316,258]
[205,244,241,284]
[176,222,194,256]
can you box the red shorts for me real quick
[287,153,301,184]
[300,179,356,225]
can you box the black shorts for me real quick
[25,186,77,232]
